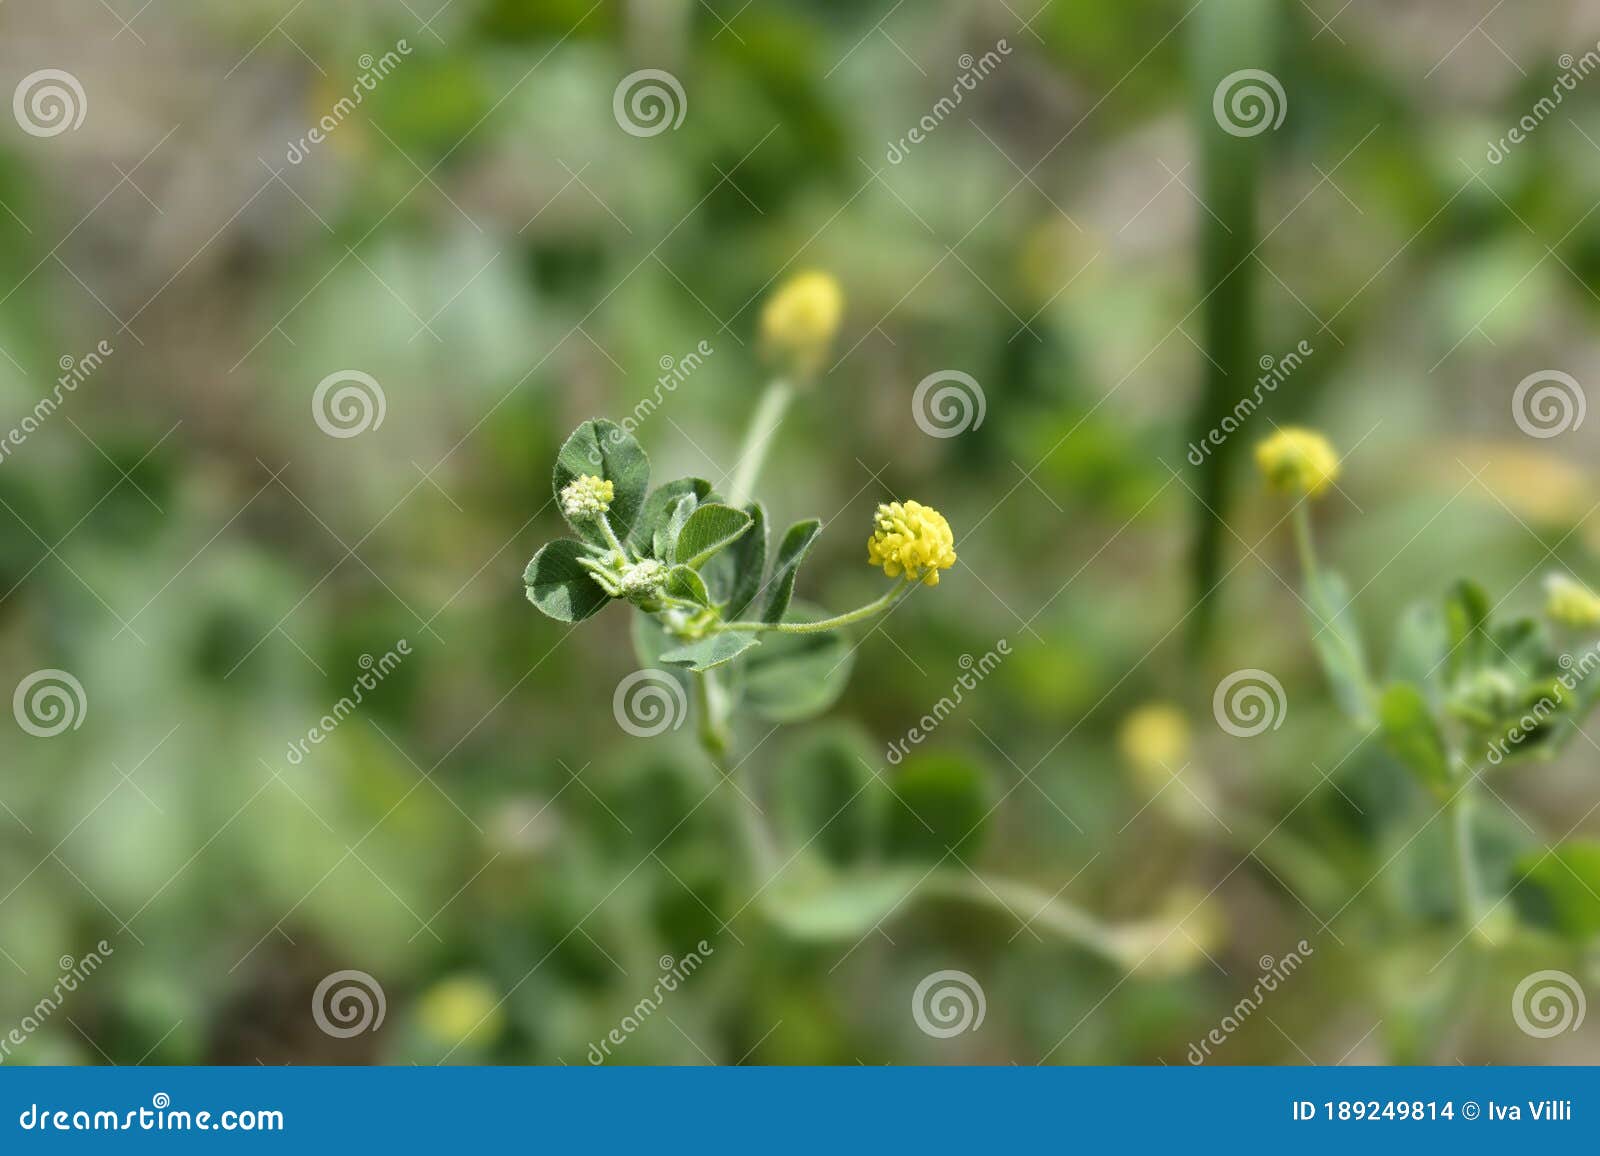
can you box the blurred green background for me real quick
[3,0,1600,1065]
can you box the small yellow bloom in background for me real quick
[1117,703,1191,774]
[867,499,957,586]
[560,474,613,521]
[1254,426,1341,499]
[417,975,504,1050]
[760,270,844,369]
[1545,572,1600,629]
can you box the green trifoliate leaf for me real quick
[658,632,761,672]
[553,420,650,544]
[674,504,752,570]
[1378,682,1451,797]
[632,477,711,554]
[762,519,822,624]
[523,539,610,622]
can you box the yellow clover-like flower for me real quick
[1545,572,1600,629]
[760,270,844,365]
[1117,703,1191,775]
[560,474,613,521]
[867,500,957,586]
[1254,427,1340,499]
[417,976,505,1049]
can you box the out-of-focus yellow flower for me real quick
[417,976,504,1049]
[1255,427,1340,499]
[1117,703,1190,774]
[560,474,613,521]
[1115,889,1225,977]
[867,500,957,586]
[760,270,843,368]
[1545,572,1600,629]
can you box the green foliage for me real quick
[762,519,822,623]
[522,539,610,622]
[1377,682,1451,797]
[1515,842,1600,941]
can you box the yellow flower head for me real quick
[417,975,504,1049]
[867,500,956,586]
[1545,572,1600,629]
[1118,703,1191,775]
[1255,427,1340,499]
[760,270,843,368]
[560,474,613,521]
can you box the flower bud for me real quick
[1545,572,1600,629]
[560,474,613,521]
[760,270,843,371]
[1254,427,1340,499]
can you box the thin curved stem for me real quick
[727,378,793,508]
[720,579,917,634]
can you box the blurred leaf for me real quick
[674,503,752,569]
[764,866,923,940]
[553,420,649,543]
[1389,601,1447,698]
[1444,578,1491,684]
[741,613,854,724]
[659,633,760,672]
[1378,682,1451,797]
[1515,842,1600,941]
[1304,569,1374,726]
[523,539,609,622]
[885,752,990,863]
[769,727,881,866]
[762,519,821,623]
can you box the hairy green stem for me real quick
[1448,765,1486,940]
[727,378,793,508]
[721,579,917,634]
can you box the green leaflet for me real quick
[1378,682,1451,797]
[553,420,649,544]
[741,613,854,723]
[762,519,822,623]
[1303,568,1374,727]
[523,539,610,622]
[720,502,767,620]
[664,565,711,607]
[631,477,710,554]
[674,503,752,569]
[658,632,761,672]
